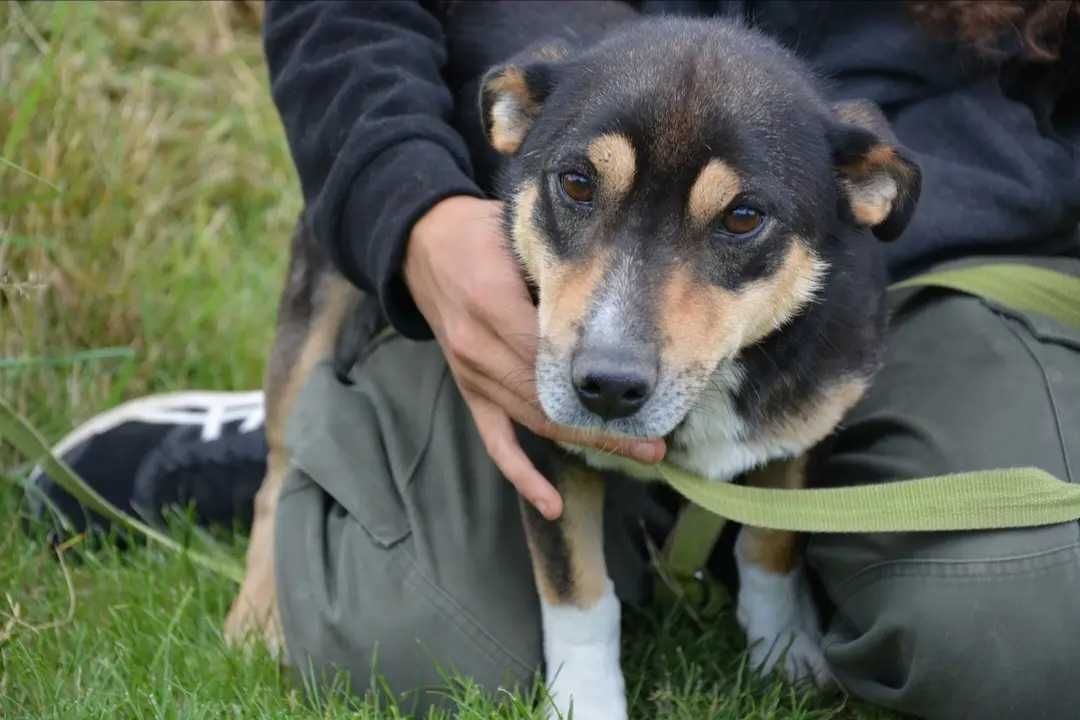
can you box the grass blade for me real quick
[0,347,137,370]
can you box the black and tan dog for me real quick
[226,3,920,718]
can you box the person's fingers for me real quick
[458,259,538,368]
[450,325,538,406]
[468,396,564,520]
[484,286,540,366]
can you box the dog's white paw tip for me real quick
[785,636,835,689]
[748,629,835,689]
[545,694,627,720]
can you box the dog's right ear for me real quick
[480,60,561,155]
[827,100,922,242]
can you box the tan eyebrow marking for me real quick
[687,158,742,226]
[586,133,636,199]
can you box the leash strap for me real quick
[890,262,1080,330]
[658,464,1080,534]
[658,262,1080,608]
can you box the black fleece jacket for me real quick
[264,0,1079,339]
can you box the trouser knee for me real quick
[811,535,1080,720]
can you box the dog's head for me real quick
[482,19,920,438]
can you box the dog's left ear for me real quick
[480,56,562,155]
[827,100,922,241]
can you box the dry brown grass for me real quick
[1,0,295,446]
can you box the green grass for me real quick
[0,3,896,718]
[3,487,891,720]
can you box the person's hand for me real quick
[404,196,666,520]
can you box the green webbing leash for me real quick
[658,465,1080,534]
[657,262,1080,611]
[890,262,1080,330]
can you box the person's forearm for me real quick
[264,0,482,337]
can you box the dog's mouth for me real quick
[535,347,708,441]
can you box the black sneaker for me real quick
[25,391,267,541]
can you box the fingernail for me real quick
[632,441,660,463]
[535,498,551,517]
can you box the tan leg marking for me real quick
[740,457,808,574]
[524,464,608,608]
[225,273,359,650]
[738,377,869,577]
[524,465,625,718]
[687,158,741,228]
[587,133,636,201]
[560,464,608,607]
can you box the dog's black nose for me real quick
[572,349,656,420]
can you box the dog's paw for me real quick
[735,553,834,688]
[224,590,285,660]
[544,640,628,720]
[545,677,628,720]
[542,583,628,720]
[744,618,832,688]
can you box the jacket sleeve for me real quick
[264,0,484,339]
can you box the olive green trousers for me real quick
[275,258,1080,720]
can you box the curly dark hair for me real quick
[908,0,1079,62]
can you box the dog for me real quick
[225,3,921,718]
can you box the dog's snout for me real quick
[571,348,657,420]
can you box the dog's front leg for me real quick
[735,457,833,687]
[521,461,626,720]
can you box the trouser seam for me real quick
[992,309,1075,485]
[401,362,452,492]
[391,361,537,677]
[828,541,1080,603]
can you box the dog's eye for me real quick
[559,172,594,204]
[720,205,764,236]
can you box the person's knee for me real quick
[817,540,1080,720]
[275,470,542,715]
[285,616,540,716]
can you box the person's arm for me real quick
[264,0,482,338]
[264,1,664,519]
